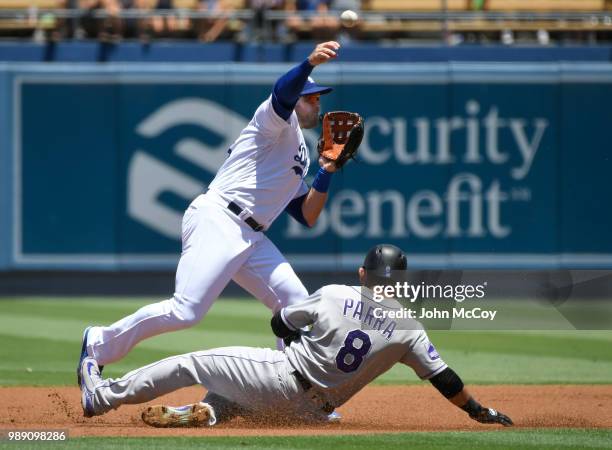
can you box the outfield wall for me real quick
[1,42,611,63]
[0,62,611,271]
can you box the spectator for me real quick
[286,0,339,41]
[194,0,232,42]
[249,0,284,41]
[57,0,79,39]
[151,0,187,37]
[471,0,488,10]
[120,0,153,39]
[79,0,122,40]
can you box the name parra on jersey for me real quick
[283,285,448,408]
[208,96,310,230]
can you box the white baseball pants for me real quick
[90,346,330,423]
[87,192,308,366]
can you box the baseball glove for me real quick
[318,111,364,169]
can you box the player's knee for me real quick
[178,313,201,328]
[169,295,205,327]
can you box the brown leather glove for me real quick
[317,111,364,169]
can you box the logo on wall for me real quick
[127,98,248,238]
[287,100,549,242]
[127,98,319,239]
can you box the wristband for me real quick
[312,167,333,193]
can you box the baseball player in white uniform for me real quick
[77,42,345,378]
[79,244,513,428]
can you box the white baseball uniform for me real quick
[86,95,311,366]
[88,285,447,422]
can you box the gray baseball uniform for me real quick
[88,284,447,422]
[283,284,448,407]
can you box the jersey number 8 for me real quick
[335,330,372,373]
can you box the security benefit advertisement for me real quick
[8,65,612,269]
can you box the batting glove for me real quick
[470,407,514,427]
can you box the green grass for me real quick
[1,298,610,449]
[0,297,612,386]
[1,430,612,450]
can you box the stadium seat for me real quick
[173,0,198,8]
[365,0,467,11]
[486,0,604,11]
[0,0,60,34]
[0,0,59,8]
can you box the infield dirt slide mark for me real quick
[1,385,611,437]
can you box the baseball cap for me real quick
[300,77,333,96]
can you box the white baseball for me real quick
[340,10,359,28]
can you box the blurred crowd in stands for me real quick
[1,0,612,43]
[4,0,364,42]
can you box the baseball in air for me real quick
[340,10,359,28]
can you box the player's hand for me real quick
[469,407,514,426]
[319,156,338,173]
[308,41,340,66]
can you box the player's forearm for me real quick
[452,390,513,425]
[448,387,472,408]
[301,188,328,227]
[449,389,492,419]
[301,167,333,226]
[428,367,475,410]
[429,367,514,426]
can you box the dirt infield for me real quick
[1,385,611,437]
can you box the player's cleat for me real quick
[80,357,103,418]
[142,402,217,428]
[77,326,103,386]
[76,326,92,386]
[327,410,342,423]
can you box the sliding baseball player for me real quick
[79,244,513,428]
